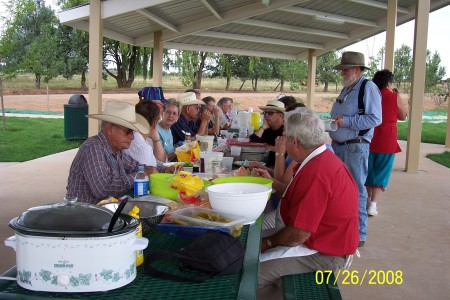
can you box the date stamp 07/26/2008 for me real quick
[316,270,404,286]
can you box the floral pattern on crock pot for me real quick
[17,263,135,287]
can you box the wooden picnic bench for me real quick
[283,271,342,300]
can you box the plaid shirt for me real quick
[66,131,140,204]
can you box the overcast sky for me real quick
[344,5,450,77]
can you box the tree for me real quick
[271,58,307,92]
[425,50,446,92]
[393,44,412,88]
[316,52,340,92]
[103,40,142,88]
[213,54,233,91]
[366,47,385,78]
[248,57,272,91]
[56,0,89,88]
[231,55,251,90]
[0,0,61,89]
[173,50,211,89]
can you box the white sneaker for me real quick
[368,203,378,216]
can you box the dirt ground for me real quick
[1,90,437,113]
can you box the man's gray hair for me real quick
[284,107,325,150]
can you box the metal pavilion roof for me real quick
[58,0,450,60]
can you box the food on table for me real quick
[170,171,205,196]
[171,208,244,237]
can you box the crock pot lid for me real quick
[12,197,125,233]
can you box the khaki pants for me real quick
[257,252,345,299]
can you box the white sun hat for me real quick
[87,101,150,134]
[177,92,206,107]
[258,100,285,113]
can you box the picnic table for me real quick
[0,218,262,299]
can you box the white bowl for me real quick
[206,183,271,224]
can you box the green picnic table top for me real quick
[0,218,262,300]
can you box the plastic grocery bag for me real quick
[175,141,200,162]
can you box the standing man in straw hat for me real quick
[250,100,285,168]
[171,92,208,146]
[67,101,162,204]
[330,51,382,247]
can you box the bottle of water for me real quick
[134,165,149,198]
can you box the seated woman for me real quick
[157,100,180,162]
[124,101,175,172]
[216,97,234,130]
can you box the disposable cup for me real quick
[221,157,234,171]
[196,135,214,152]
[323,120,338,132]
[230,146,242,160]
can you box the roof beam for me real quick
[234,19,349,39]
[102,0,174,19]
[347,0,410,14]
[192,30,324,49]
[135,0,309,45]
[58,0,175,24]
[64,20,135,45]
[136,9,179,33]
[279,6,378,27]
[201,0,223,21]
[164,42,298,60]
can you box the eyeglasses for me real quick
[112,124,134,136]
[264,111,277,116]
[164,111,178,116]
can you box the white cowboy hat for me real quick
[88,101,150,134]
[334,51,370,70]
[177,92,205,107]
[258,100,285,113]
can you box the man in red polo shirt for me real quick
[255,107,359,297]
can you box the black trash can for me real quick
[64,94,88,140]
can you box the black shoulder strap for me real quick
[358,79,370,137]
[144,251,213,283]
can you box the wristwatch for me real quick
[266,238,272,248]
[275,152,285,157]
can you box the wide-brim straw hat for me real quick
[258,100,285,113]
[88,101,150,134]
[177,92,205,107]
[334,51,370,70]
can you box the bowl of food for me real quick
[103,200,170,233]
[206,183,272,224]
[211,176,272,200]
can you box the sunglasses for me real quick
[264,111,278,116]
[112,124,134,136]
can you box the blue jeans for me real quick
[332,143,369,241]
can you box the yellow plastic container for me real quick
[250,112,261,130]
[128,206,144,267]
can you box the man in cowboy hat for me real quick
[249,99,285,168]
[67,101,166,204]
[330,51,382,247]
[171,92,209,146]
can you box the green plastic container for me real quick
[211,176,272,188]
[150,173,211,201]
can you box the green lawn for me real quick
[397,121,449,168]
[0,117,448,169]
[426,151,450,168]
[397,122,446,145]
[0,117,83,162]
